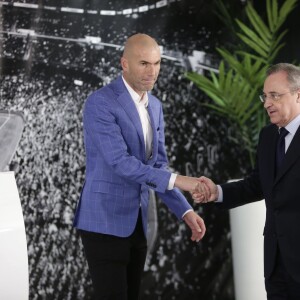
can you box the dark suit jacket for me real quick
[219,122,300,282]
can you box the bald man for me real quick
[73,33,206,300]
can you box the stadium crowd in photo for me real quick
[0,0,259,299]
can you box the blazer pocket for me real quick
[91,180,124,196]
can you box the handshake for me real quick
[175,174,219,203]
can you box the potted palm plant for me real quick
[186,1,298,299]
[186,0,297,168]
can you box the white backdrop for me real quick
[230,200,267,300]
[0,172,28,300]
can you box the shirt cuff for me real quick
[215,185,223,202]
[167,173,177,190]
[182,209,193,219]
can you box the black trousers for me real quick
[265,249,300,300]
[79,211,147,300]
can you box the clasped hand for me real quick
[191,176,219,203]
[174,174,218,203]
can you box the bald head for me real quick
[121,33,161,96]
[123,34,160,59]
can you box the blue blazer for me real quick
[73,76,192,237]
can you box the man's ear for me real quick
[297,90,300,102]
[121,57,128,71]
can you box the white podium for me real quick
[0,172,29,300]
[230,200,267,300]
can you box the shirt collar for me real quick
[284,114,300,136]
[122,76,148,107]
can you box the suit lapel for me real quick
[147,98,157,163]
[275,125,300,183]
[113,77,146,154]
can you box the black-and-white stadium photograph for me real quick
[1,0,300,299]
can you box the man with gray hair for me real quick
[194,63,300,299]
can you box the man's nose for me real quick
[263,98,272,108]
[147,64,156,75]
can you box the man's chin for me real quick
[142,84,154,91]
[269,115,278,125]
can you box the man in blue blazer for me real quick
[73,33,207,300]
[194,63,300,300]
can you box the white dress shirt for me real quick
[122,77,176,190]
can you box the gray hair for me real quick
[267,63,300,91]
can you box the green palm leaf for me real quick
[186,0,297,168]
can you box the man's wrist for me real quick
[182,209,193,219]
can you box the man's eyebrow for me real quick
[263,90,279,94]
[140,59,161,64]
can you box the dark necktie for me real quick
[276,127,289,172]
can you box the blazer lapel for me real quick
[275,125,300,183]
[114,77,146,154]
[146,97,158,163]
